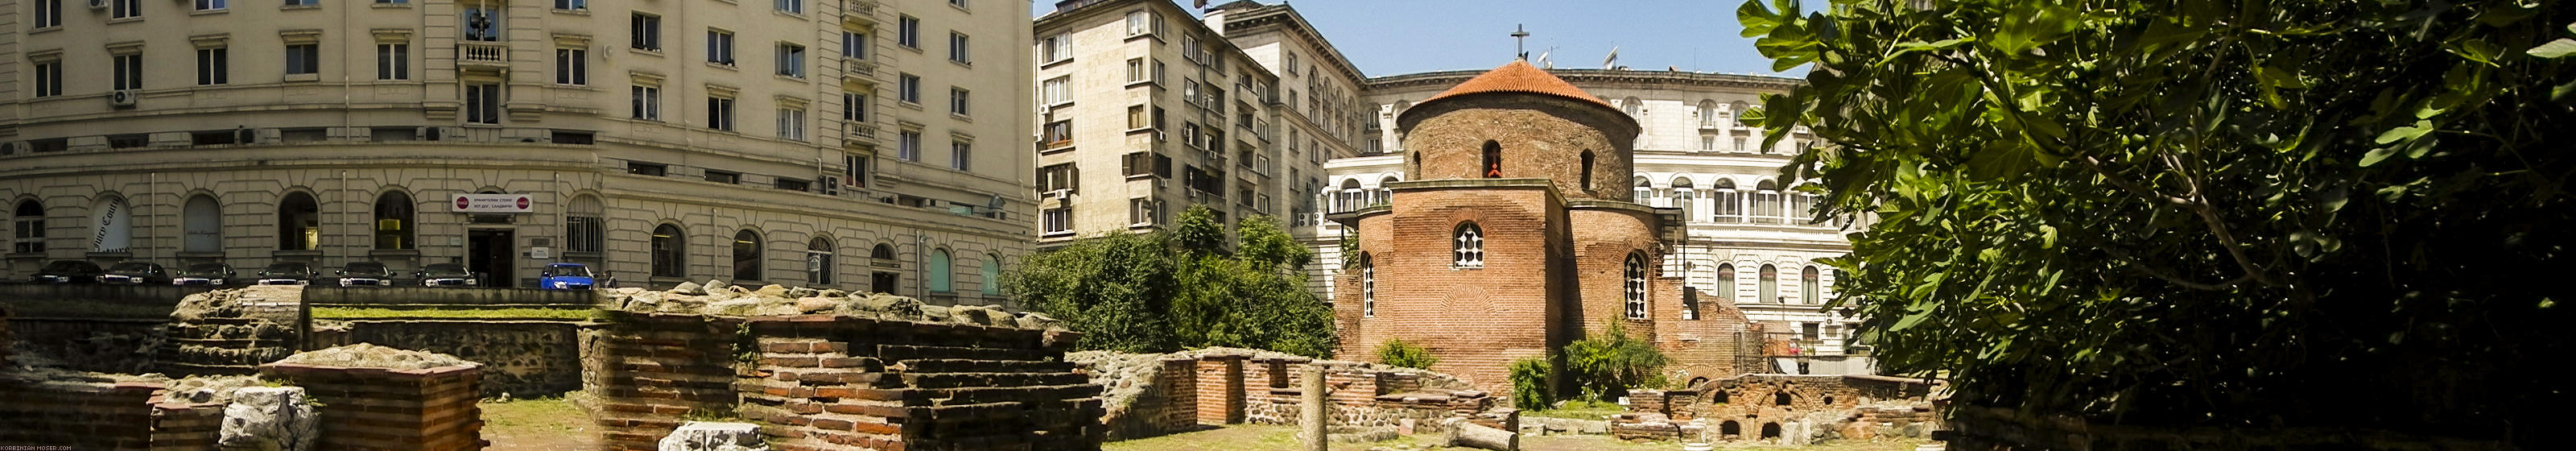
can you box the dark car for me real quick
[415,263,479,288]
[537,263,597,290]
[256,262,316,286]
[336,261,394,287]
[97,262,171,285]
[28,260,105,283]
[172,263,237,286]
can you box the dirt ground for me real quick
[1104,424,1935,451]
[480,395,599,451]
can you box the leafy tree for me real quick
[1742,0,2572,441]
[1507,358,1554,410]
[1377,338,1439,369]
[1007,205,1337,357]
[1560,321,1670,402]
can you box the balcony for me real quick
[843,121,880,147]
[844,59,877,77]
[458,42,508,69]
[847,0,879,18]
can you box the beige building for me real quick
[1315,68,1873,374]
[1026,0,1358,245]
[0,0,1032,304]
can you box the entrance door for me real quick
[469,229,515,288]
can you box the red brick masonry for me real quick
[258,362,487,451]
[0,378,225,450]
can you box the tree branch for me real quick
[2099,245,2256,291]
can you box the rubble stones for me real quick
[218,386,318,451]
[657,421,770,451]
[270,343,472,370]
[601,280,1067,332]
[167,374,262,404]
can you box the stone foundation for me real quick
[0,376,226,450]
[321,319,591,396]
[1074,348,1496,441]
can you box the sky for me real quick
[1032,0,1802,78]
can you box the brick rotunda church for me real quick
[1331,60,1765,395]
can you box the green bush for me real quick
[1377,338,1438,369]
[1507,358,1552,410]
[1561,321,1670,402]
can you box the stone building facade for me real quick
[0,0,1032,301]
[1331,60,1761,393]
[1317,67,1872,375]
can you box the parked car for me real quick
[28,260,105,283]
[172,263,237,286]
[537,263,597,290]
[97,262,172,285]
[336,261,395,287]
[415,263,479,288]
[256,262,316,286]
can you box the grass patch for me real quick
[1521,399,1629,420]
[481,395,587,433]
[310,307,597,320]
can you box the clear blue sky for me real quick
[1031,0,1800,78]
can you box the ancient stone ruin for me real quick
[1609,374,1942,445]
[1071,346,1516,445]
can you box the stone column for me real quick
[1301,363,1327,451]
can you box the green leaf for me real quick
[2321,186,2349,213]
[2450,39,2504,65]
[2527,39,2576,59]
[2373,120,2434,144]
[2039,225,2058,249]
[1736,0,1781,39]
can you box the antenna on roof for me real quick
[1512,24,1531,60]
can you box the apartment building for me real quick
[0,0,1031,304]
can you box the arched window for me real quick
[1719,420,1740,437]
[1730,101,1752,126]
[1375,176,1400,205]
[1711,180,1743,223]
[1451,222,1483,268]
[1802,266,1822,304]
[650,224,686,277]
[732,230,763,281]
[88,195,132,253]
[1759,264,1779,304]
[870,243,898,293]
[1579,151,1596,190]
[373,191,414,250]
[183,195,221,253]
[1392,100,1411,116]
[1337,179,1363,212]
[872,243,896,261]
[1359,252,1375,317]
[567,195,606,256]
[277,192,320,250]
[928,248,953,292]
[1754,180,1783,224]
[1480,140,1502,178]
[1632,176,1652,203]
[1621,97,1643,118]
[980,253,1002,296]
[1624,253,1648,319]
[12,200,45,253]
[1697,100,1719,126]
[1715,263,1736,302]
[1761,423,1782,439]
[1670,177,1695,221]
[807,237,836,285]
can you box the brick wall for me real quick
[1193,356,1245,425]
[0,377,225,450]
[1686,374,1938,439]
[1239,360,1493,433]
[259,362,486,451]
[1344,184,1567,392]
[1398,96,1640,201]
[590,312,1104,451]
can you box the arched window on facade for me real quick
[1759,264,1779,304]
[928,248,953,292]
[807,237,836,285]
[1392,100,1411,116]
[1452,222,1484,268]
[1337,179,1363,212]
[1670,177,1695,221]
[12,200,45,254]
[1359,252,1375,317]
[1754,180,1783,224]
[1802,266,1822,304]
[1698,100,1719,126]
[732,230,763,281]
[870,243,898,294]
[1711,180,1743,223]
[1621,97,1643,118]
[1624,253,1648,319]
[1579,151,1596,190]
[1375,176,1400,205]
[1480,140,1502,178]
[183,195,221,253]
[651,224,686,277]
[89,195,133,253]
[1715,263,1736,302]
[980,253,1002,296]
[374,191,414,250]
[1633,176,1653,203]
[277,192,320,250]
[1730,101,1752,126]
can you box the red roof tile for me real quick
[1418,60,1616,110]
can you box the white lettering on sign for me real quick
[452,193,535,213]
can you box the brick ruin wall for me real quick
[1625,374,1939,441]
[1084,350,1496,440]
[258,362,486,451]
[0,378,228,450]
[588,312,1103,451]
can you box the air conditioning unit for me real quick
[88,0,106,10]
[1042,189,1071,200]
[820,176,843,196]
[1153,130,1167,142]
[107,89,138,108]
[418,126,445,141]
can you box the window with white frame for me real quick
[1041,77,1070,106]
[842,92,868,121]
[555,0,584,10]
[34,0,62,28]
[948,87,969,116]
[706,29,735,65]
[1125,58,1146,84]
[947,32,971,64]
[377,43,409,80]
[556,48,588,85]
[776,43,805,77]
[897,15,920,48]
[196,0,225,12]
[898,73,921,103]
[32,61,60,97]
[1360,252,1374,317]
[706,95,735,130]
[1625,253,1648,319]
[110,0,139,19]
[284,44,319,76]
[630,85,661,120]
[1453,222,1484,268]
[1038,34,1071,64]
[842,31,866,59]
[1759,264,1779,304]
[1125,10,1158,36]
[777,107,806,141]
[1041,207,1071,234]
[774,0,801,14]
[631,14,663,51]
[897,130,921,160]
[949,139,971,171]
[111,54,142,90]
[196,48,229,85]
[464,84,502,124]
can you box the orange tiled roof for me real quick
[1418,60,1616,110]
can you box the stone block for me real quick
[658,421,769,451]
[217,387,318,451]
